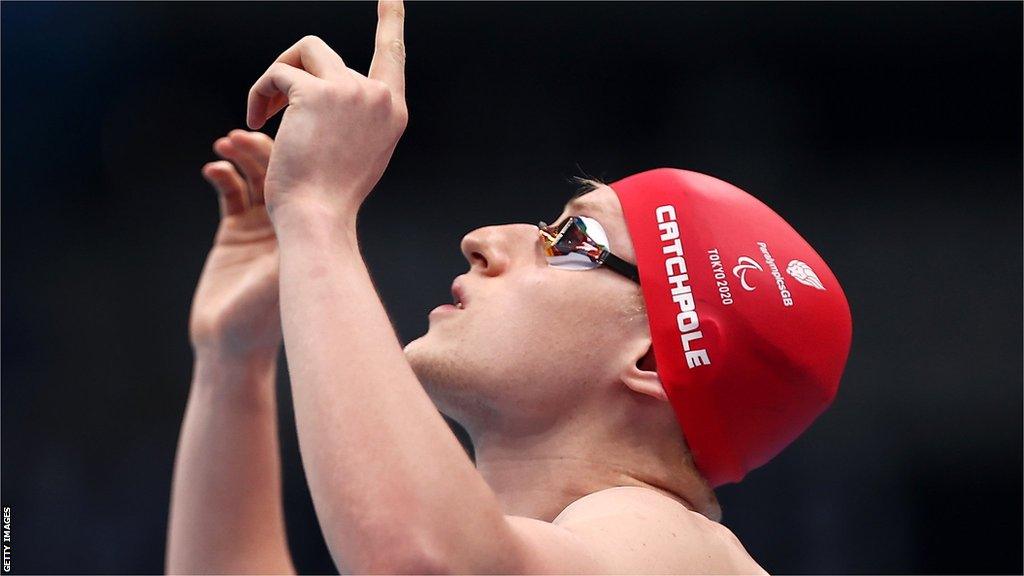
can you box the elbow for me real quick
[349,534,453,575]
[342,506,514,574]
[364,556,451,575]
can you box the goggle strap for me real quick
[602,252,642,284]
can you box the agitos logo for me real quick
[731,256,763,291]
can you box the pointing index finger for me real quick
[368,0,406,103]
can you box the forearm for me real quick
[166,353,295,575]
[273,209,510,573]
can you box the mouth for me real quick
[450,278,468,310]
[429,277,468,318]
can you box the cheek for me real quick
[472,273,619,373]
[466,278,550,356]
[434,273,552,381]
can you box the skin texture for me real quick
[167,2,767,573]
[167,130,295,575]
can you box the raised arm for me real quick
[166,131,295,575]
[240,5,710,574]
[241,3,525,570]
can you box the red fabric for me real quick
[609,168,852,487]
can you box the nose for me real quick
[460,223,541,277]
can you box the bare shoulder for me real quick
[552,486,768,575]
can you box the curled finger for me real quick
[225,130,271,205]
[228,130,272,167]
[275,35,348,79]
[247,62,315,129]
[202,161,248,217]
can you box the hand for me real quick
[246,0,408,221]
[189,130,282,358]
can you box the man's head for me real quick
[403,181,674,443]
[405,168,852,491]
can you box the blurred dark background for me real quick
[2,1,1021,574]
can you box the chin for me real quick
[404,335,492,425]
[403,337,432,378]
[402,334,425,357]
[404,335,453,392]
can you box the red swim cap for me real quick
[609,168,852,487]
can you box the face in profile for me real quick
[403,185,652,436]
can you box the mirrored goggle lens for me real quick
[538,216,610,270]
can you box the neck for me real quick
[466,414,721,523]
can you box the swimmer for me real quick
[166,3,851,573]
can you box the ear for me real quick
[620,341,669,402]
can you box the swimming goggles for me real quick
[538,216,641,284]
